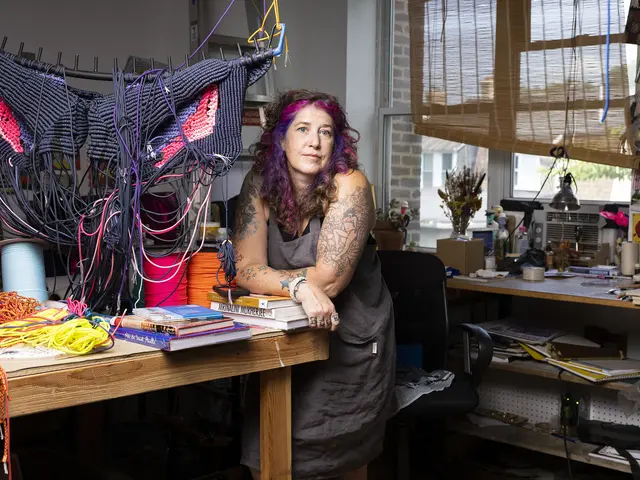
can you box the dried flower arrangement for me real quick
[437,166,486,236]
[375,198,420,232]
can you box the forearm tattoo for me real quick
[317,186,373,277]
[237,265,307,291]
[234,171,262,241]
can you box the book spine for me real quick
[209,294,266,308]
[210,302,275,318]
[119,318,178,335]
[114,329,170,349]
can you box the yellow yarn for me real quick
[0,315,113,355]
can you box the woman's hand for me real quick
[296,282,339,331]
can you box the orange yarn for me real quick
[0,366,10,479]
[187,252,236,308]
[0,292,40,324]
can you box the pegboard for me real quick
[477,376,562,424]
[590,389,640,427]
[478,371,640,427]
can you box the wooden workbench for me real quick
[447,275,635,309]
[1,330,329,480]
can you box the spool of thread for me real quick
[187,252,236,308]
[143,254,188,307]
[522,266,545,282]
[621,242,638,276]
[1,240,48,302]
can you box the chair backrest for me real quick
[378,250,449,371]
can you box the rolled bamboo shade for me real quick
[408,0,639,169]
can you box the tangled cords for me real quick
[0,314,113,355]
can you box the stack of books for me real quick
[207,291,309,331]
[478,320,640,383]
[110,304,251,351]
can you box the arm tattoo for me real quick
[234,171,262,241]
[317,185,373,277]
[236,265,307,291]
[279,268,308,290]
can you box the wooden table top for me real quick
[447,275,636,309]
[2,330,329,417]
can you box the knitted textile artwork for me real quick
[0,53,94,171]
[88,57,271,180]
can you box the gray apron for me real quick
[241,214,396,479]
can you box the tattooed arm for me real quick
[234,169,374,298]
[233,170,310,295]
[312,170,375,297]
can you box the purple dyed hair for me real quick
[250,90,360,234]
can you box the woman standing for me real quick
[235,90,395,480]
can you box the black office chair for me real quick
[378,250,494,479]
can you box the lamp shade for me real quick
[550,174,580,211]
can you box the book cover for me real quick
[207,291,295,309]
[114,324,251,351]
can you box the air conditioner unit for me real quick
[530,206,602,254]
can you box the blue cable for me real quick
[600,0,611,123]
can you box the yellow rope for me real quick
[0,312,113,355]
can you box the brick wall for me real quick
[390,0,422,244]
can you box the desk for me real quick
[447,276,638,473]
[1,330,329,480]
[447,275,634,309]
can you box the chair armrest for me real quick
[456,323,494,386]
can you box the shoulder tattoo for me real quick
[234,171,262,241]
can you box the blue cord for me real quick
[217,174,236,286]
[600,0,611,123]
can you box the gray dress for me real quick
[241,214,396,479]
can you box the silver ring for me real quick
[330,313,340,325]
[309,317,317,327]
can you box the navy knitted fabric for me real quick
[87,57,271,178]
[0,53,93,170]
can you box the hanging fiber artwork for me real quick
[0,12,284,312]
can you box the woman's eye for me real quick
[320,130,332,137]
[297,127,308,133]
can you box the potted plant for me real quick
[373,198,420,250]
[438,166,486,238]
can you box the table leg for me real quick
[260,366,292,480]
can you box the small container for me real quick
[522,266,545,282]
[485,256,496,270]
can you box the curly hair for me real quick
[250,90,360,235]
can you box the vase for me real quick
[450,215,471,238]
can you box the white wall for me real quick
[346,0,378,186]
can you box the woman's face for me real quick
[281,104,335,179]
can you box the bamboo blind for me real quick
[408,0,639,168]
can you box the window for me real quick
[422,153,433,189]
[441,153,453,186]
[385,115,489,248]
[511,154,632,203]
[378,0,490,248]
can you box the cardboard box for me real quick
[436,238,485,275]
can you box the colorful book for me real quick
[207,291,296,309]
[110,314,234,336]
[113,324,251,351]
[209,301,306,320]
[133,305,224,322]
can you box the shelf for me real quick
[449,420,631,474]
[488,359,633,391]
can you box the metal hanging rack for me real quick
[0,23,285,83]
